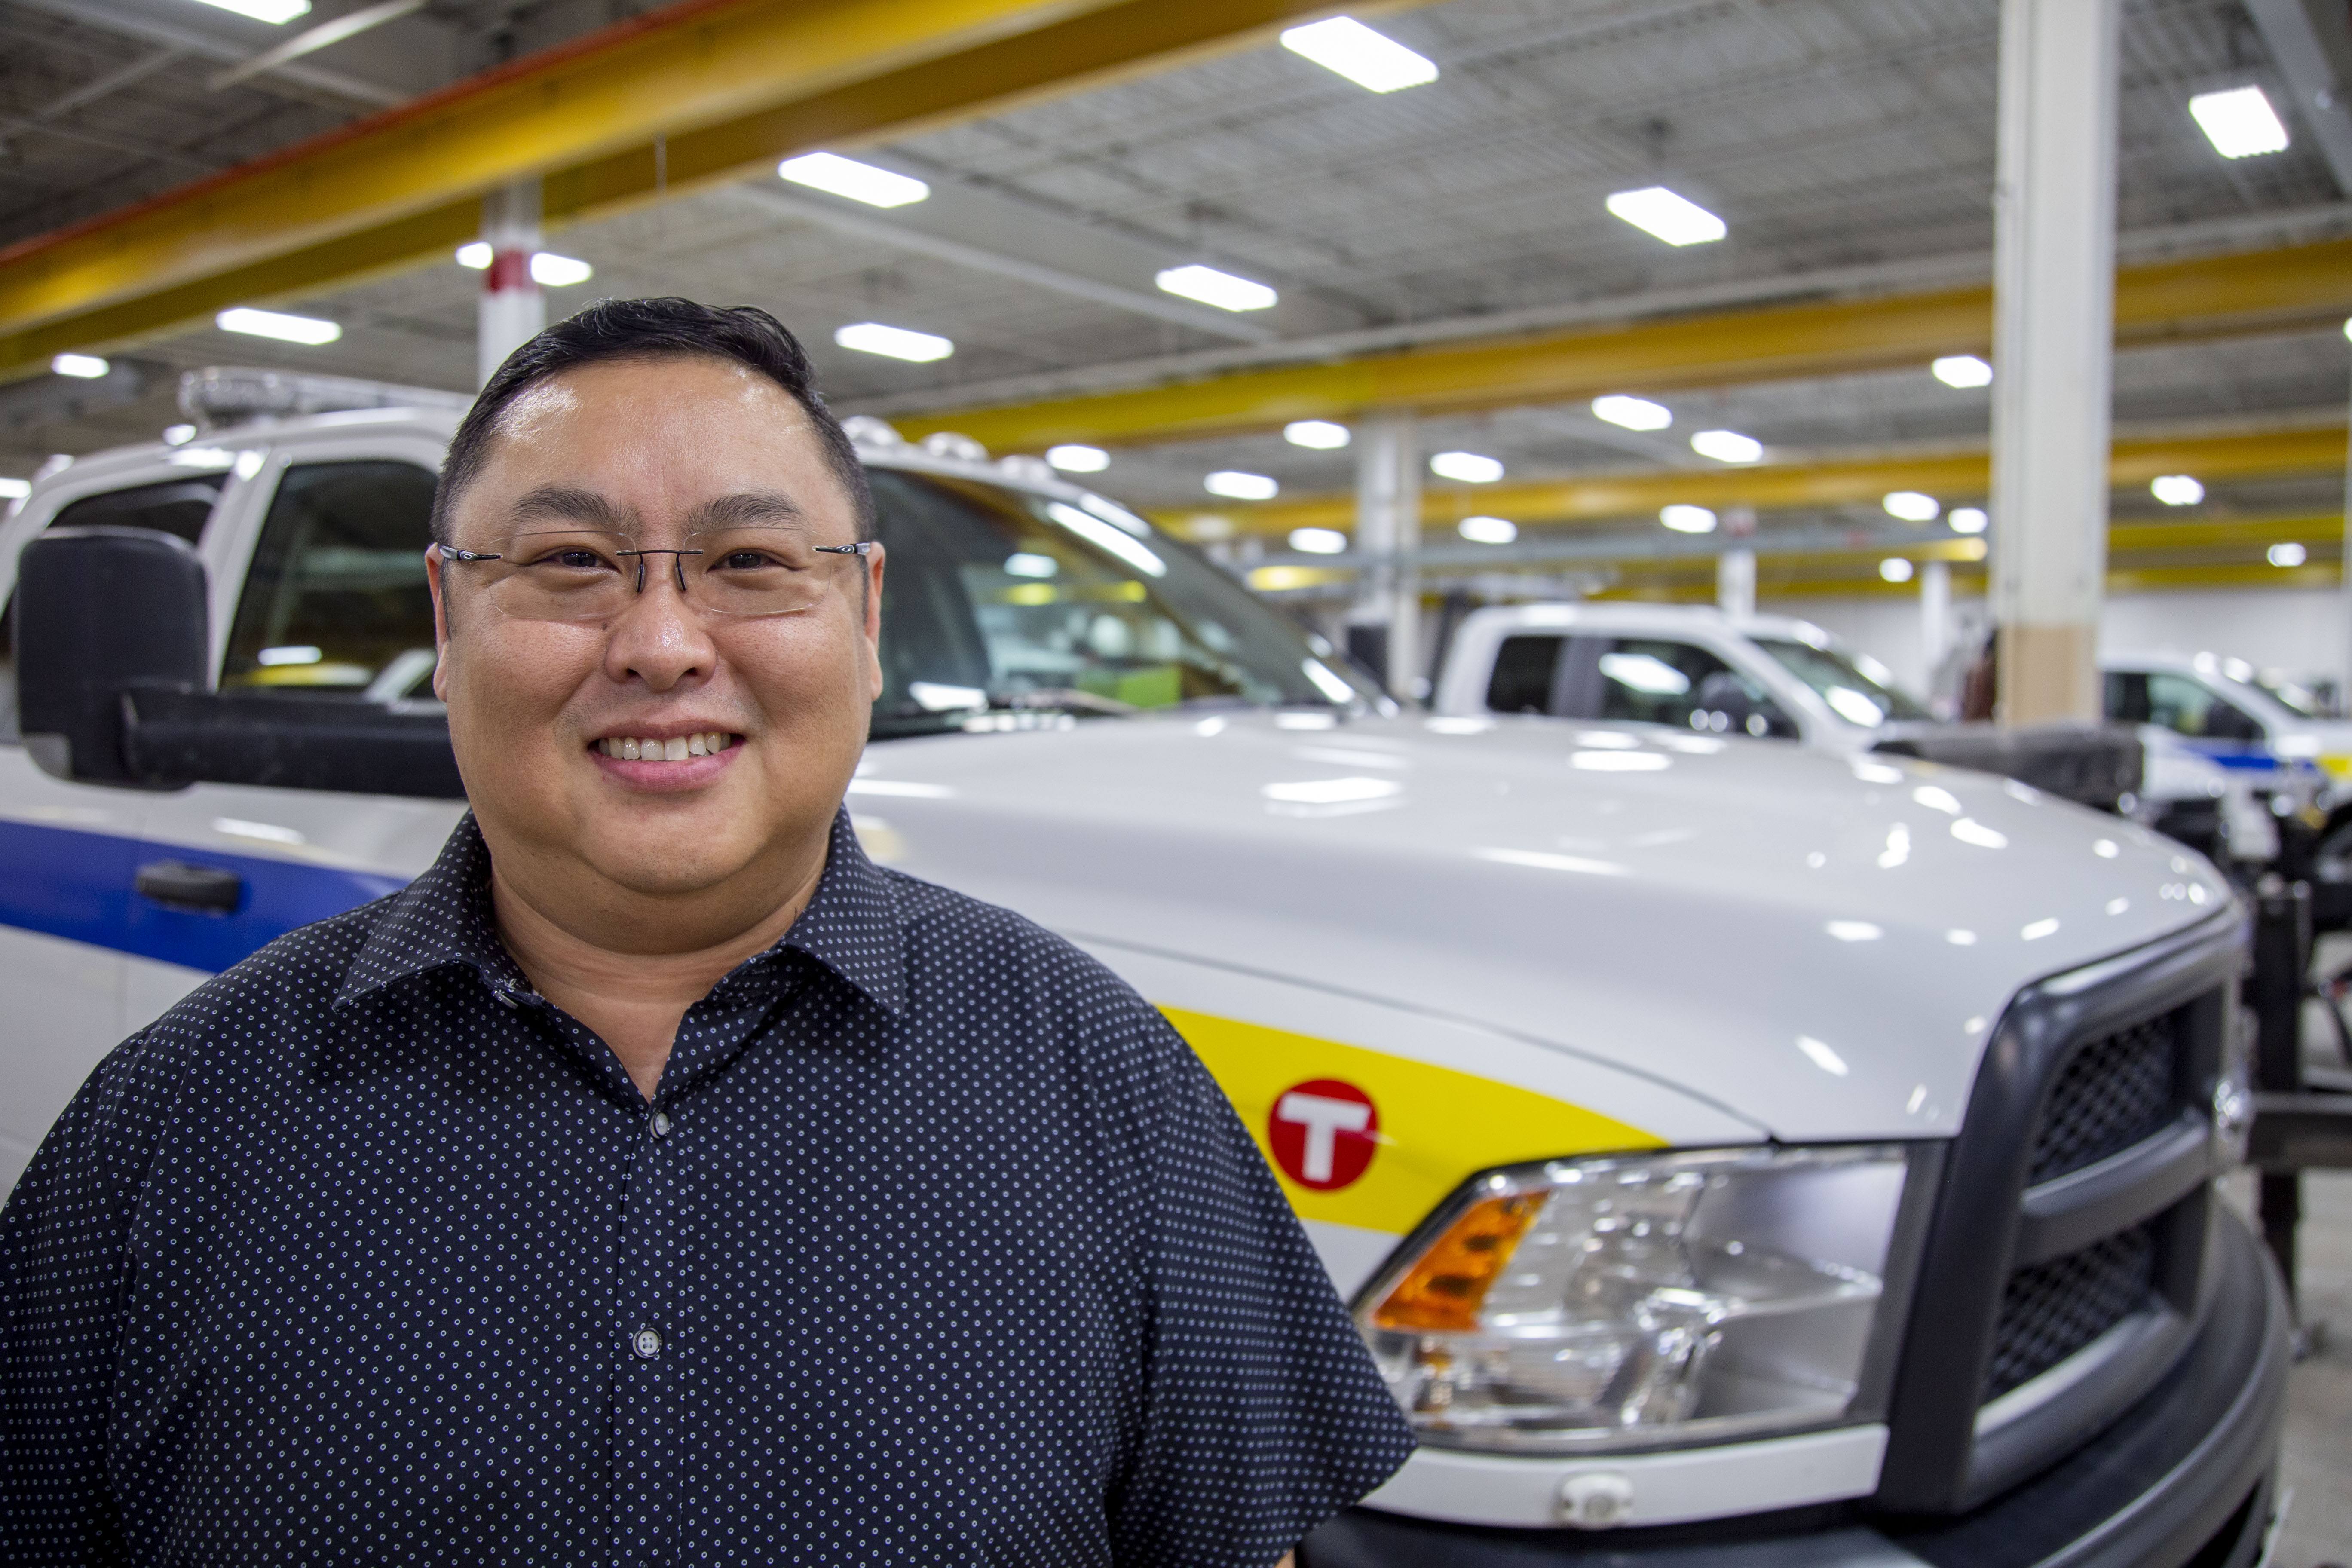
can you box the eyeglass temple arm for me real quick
[814,543,873,555]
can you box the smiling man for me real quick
[0,299,1412,1565]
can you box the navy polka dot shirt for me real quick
[0,810,1415,1565]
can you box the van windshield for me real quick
[869,469,1376,737]
[1753,637,1928,726]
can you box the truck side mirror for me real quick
[15,527,208,787]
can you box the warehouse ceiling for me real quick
[0,0,2345,564]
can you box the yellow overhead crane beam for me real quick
[894,239,2352,450]
[1571,514,2345,604]
[0,0,1398,380]
[1171,423,2348,537]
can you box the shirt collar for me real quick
[337,807,908,1018]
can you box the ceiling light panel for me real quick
[1932,355,1992,388]
[1592,395,1672,431]
[1047,444,1109,473]
[1882,491,1940,522]
[1289,527,1348,554]
[1207,470,1280,500]
[51,354,108,379]
[1660,505,1717,533]
[1429,450,1503,483]
[1285,420,1351,449]
[1280,17,1438,93]
[778,152,931,208]
[217,307,340,345]
[530,253,593,287]
[1690,429,1761,464]
[191,0,312,21]
[834,322,953,362]
[2151,474,2204,506]
[1458,515,1516,544]
[1156,265,1278,312]
[1949,508,1988,535]
[2189,87,2290,159]
[1606,187,1727,246]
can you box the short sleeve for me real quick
[1109,1029,1415,1568]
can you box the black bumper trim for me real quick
[1302,1209,2286,1568]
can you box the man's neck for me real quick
[487,836,831,1101]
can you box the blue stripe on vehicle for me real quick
[0,819,405,975]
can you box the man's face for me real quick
[430,355,883,929]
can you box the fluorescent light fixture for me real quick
[1004,552,1058,578]
[1949,507,1988,534]
[51,353,108,379]
[456,242,492,269]
[162,424,196,446]
[1156,265,1278,313]
[1879,557,1915,583]
[1690,429,1761,464]
[1882,490,1940,522]
[217,306,340,345]
[1605,186,1727,246]
[1279,16,1437,93]
[2151,474,2205,506]
[1592,394,1671,431]
[0,477,28,500]
[1284,419,1351,450]
[2269,542,2308,568]
[1289,527,1349,554]
[1429,450,1503,483]
[1660,504,1717,533]
[191,0,311,21]
[1932,354,1992,388]
[833,322,952,362]
[1206,470,1279,501]
[256,645,324,667]
[530,252,593,288]
[1046,444,1109,473]
[778,151,931,208]
[2190,86,2290,159]
[1458,515,1517,545]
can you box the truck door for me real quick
[2107,669,2270,771]
[0,472,233,1188]
[125,457,449,1031]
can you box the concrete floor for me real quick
[2270,1170,2352,1568]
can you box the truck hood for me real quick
[855,710,2234,1142]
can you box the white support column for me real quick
[478,179,545,387]
[1921,557,1952,687]
[1717,505,1757,618]
[1989,0,2121,724]
[1352,413,1422,700]
[2340,316,2352,699]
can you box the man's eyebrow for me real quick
[688,491,809,532]
[510,486,634,530]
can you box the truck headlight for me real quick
[1357,1145,1911,1454]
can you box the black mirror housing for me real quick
[15,527,209,786]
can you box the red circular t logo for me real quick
[1267,1078,1379,1191]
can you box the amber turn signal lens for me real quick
[1372,1192,1543,1332]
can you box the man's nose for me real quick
[602,562,717,691]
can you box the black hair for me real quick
[430,297,875,544]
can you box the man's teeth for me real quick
[597,732,732,760]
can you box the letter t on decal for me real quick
[1275,1091,1373,1183]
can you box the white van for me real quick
[0,373,2285,1566]
[1436,601,2265,866]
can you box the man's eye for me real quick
[719,550,784,570]
[542,549,609,570]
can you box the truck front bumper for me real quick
[1304,1207,2290,1568]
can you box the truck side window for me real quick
[2105,671,2151,724]
[220,462,439,698]
[1485,635,1563,714]
[1595,638,1738,728]
[48,474,228,543]
[2143,672,2263,743]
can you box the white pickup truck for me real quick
[0,371,2286,1567]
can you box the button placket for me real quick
[615,1130,677,1565]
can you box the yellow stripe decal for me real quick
[1161,1005,1665,1235]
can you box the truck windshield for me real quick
[869,469,1375,737]
[1753,637,1928,726]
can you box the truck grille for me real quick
[1983,1225,2156,1400]
[2027,1014,2179,1183]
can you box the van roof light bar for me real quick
[178,366,474,429]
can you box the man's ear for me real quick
[861,542,887,701]
[426,545,454,701]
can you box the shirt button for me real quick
[652,1111,671,1139]
[633,1328,663,1360]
